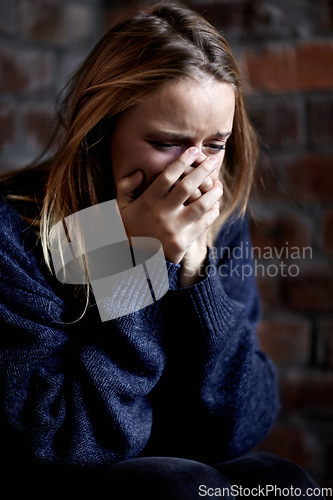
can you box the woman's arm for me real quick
[0,200,171,468]
[144,215,280,463]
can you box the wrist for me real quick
[179,243,208,288]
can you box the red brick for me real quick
[256,425,317,471]
[188,0,331,41]
[323,211,333,254]
[188,1,251,31]
[0,45,53,93]
[257,317,311,366]
[284,154,333,203]
[308,96,333,148]
[22,105,54,151]
[250,155,287,202]
[329,0,333,30]
[297,43,333,91]
[105,7,132,30]
[245,44,298,93]
[20,0,93,45]
[0,1,18,35]
[281,266,333,312]
[256,275,282,311]
[253,153,333,204]
[245,42,333,93]
[250,213,313,259]
[247,98,303,149]
[0,101,16,150]
[279,369,333,413]
[317,318,333,369]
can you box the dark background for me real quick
[0,0,332,488]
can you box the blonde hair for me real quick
[1,2,258,316]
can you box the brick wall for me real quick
[235,2,333,487]
[0,0,103,171]
[1,0,332,487]
[178,0,333,487]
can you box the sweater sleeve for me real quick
[144,215,280,463]
[0,198,279,468]
[0,200,174,469]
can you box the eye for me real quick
[150,141,180,151]
[205,143,226,152]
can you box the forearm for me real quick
[0,293,168,467]
[178,234,209,288]
[149,217,280,461]
[147,266,279,462]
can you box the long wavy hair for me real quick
[1,1,258,313]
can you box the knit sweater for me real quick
[0,197,279,471]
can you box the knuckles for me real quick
[193,195,209,213]
[159,169,176,187]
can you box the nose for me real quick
[191,147,207,167]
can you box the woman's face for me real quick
[110,78,235,195]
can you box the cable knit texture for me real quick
[0,198,279,471]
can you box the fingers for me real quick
[183,180,223,223]
[116,170,145,209]
[168,156,220,206]
[147,147,201,200]
[198,175,214,193]
[186,200,221,244]
[186,188,202,204]
[181,165,214,204]
[186,179,213,204]
[200,200,221,230]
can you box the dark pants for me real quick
[5,452,324,499]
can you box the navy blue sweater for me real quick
[0,198,279,470]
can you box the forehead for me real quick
[123,78,235,136]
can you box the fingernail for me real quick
[187,147,199,157]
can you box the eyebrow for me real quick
[146,130,232,141]
[214,131,232,140]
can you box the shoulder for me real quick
[0,194,30,232]
[0,196,66,316]
[0,195,39,266]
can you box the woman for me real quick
[0,2,322,498]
